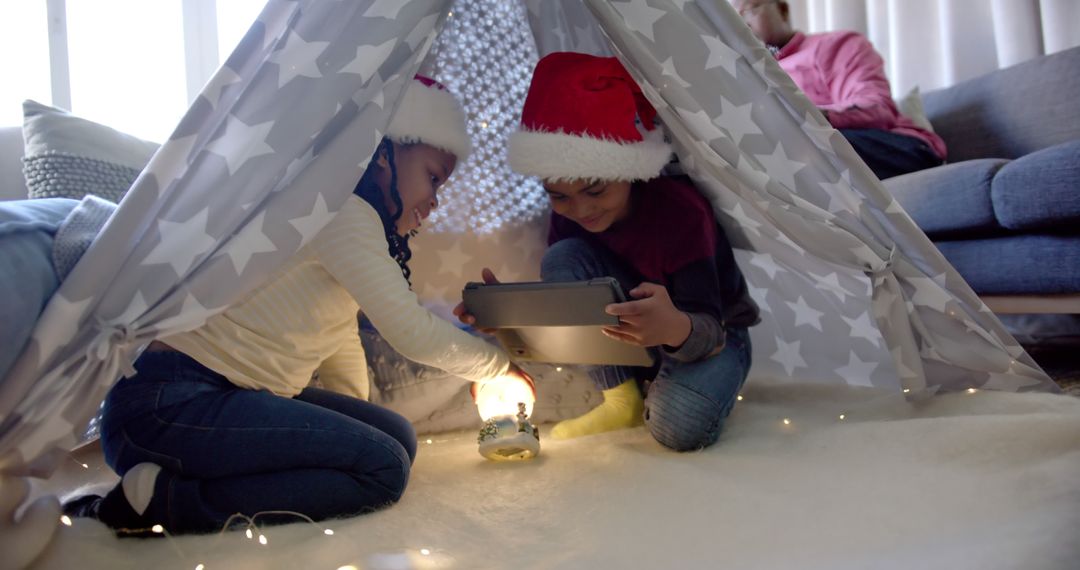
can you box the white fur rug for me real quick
[30,382,1080,570]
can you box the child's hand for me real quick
[470,364,537,404]
[602,283,692,348]
[453,267,500,334]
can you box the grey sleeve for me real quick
[662,311,726,362]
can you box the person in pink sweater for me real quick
[734,0,947,179]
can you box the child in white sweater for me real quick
[65,76,534,535]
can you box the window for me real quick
[2,0,266,141]
[67,0,187,141]
[217,0,267,65]
[0,1,51,128]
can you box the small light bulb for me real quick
[967,388,977,394]
[838,414,845,420]
[420,549,431,556]
[196,565,205,570]
[259,534,268,545]
[246,528,253,539]
[782,418,791,425]
[736,395,743,401]
[337,566,359,570]
[425,439,433,444]
[324,528,334,535]
[480,121,488,129]
[555,366,562,372]
[60,515,72,526]
[902,388,910,393]
[152,524,164,534]
[81,463,89,469]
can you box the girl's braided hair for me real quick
[353,138,414,284]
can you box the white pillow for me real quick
[895,86,935,133]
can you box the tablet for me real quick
[462,278,656,367]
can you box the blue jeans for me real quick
[100,351,416,533]
[839,128,943,180]
[541,238,752,451]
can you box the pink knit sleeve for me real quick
[817,32,902,131]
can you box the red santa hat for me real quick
[508,52,671,182]
[386,75,472,160]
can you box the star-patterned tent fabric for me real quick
[0,0,450,479]
[0,0,1061,499]
[557,0,1056,395]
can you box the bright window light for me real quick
[0,2,51,127]
[67,0,188,141]
[217,0,267,65]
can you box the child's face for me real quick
[374,142,456,236]
[544,179,633,232]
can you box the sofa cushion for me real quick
[21,100,159,203]
[936,234,1080,295]
[884,158,1009,239]
[922,46,1080,162]
[991,139,1080,232]
[0,126,27,201]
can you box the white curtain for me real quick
[788,0,1080,96]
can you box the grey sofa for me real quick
[884,47,1080,314]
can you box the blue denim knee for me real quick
[645,380,726,451]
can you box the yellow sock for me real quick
[550,381,644,440]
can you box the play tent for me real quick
[0,0,1060,565]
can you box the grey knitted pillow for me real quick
[21,100,159,202]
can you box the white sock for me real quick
[121,462,161,516]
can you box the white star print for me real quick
[289,193,333,246]
[890,346,920,381]
[614,0,667,42]
[753,141,807,190]
[201,66,241,109]
[842,311,880,346]
[405,14,438,50]
[722,203,762,236]
[142,208,217,276]
[908,274,952,313]
[773,228,806,255]
[660,58,690,89]
[438,240,472,277]
[835,351,877,386]
[981,362,1043,391]
[222,211,277,275]
[113,290,149,325]
[735,153,772,189]
[718,98,761,146]
[747,283,771,308]
[750,253,784,279]
[363,0,407,18]
[154,292,213,333]
[786,296,824,331]
[770,337,807,376]
[701,35,740,76]
[152,133,198,192]
[268,30,329,88]
[205,115,276,176]
[678,107,728,144]
[822,178,857,214]
[802,111,835,150]
[340,39,398,83]
[807,270,851,302]
[31,293,94,364]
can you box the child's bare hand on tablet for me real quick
[453,267,501,334]
[602,282,692,348]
